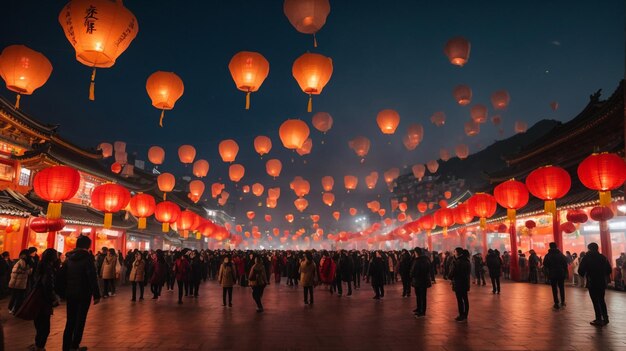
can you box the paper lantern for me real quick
[491,115,502,126]
[464,120,480,136]
[367,201,381,212]
[296,138,313,156]
[344,175,358,191]
[176,210,197,238]
[577,153,626,206]
[426,160,439,174]
[114,151,127,165]
[33,166,81,219]
[376,109,400,134]
[265,215,272,223]
[58,0,138,100]
[246,211,256,220]
[229,164,245,183]
[200,221,217,237]
[439,200,448,208]
[178,145,196,164]
[567,209,588,224]
[430,112,446,127]
[266,159,282,178]
[90,183,131,228]
[193,160,209,178]
[228,51,270,109]
[440,148,450,162]
[30,218,66,233]
[148,146,165,165]
[491,90,510,110]
[211,183,225,198]
[146,71,184,127]
[560,221,576,234]
[417,202,428,213]
[550,101,559,111]
[525,166,571,215]
[434,208,455,236]
[157,173,176,199]
[284,0,331,46]
[321,176,334,191]
[453,84,472,105]
[254,136,272,157]
[514,121,528,134]
[310,214,320,223]
[467,193,497,228]
[494,179,529,222]
[266,197,277,209]
[412,164,426,181]
[590,206,614,222]
[384,168,400,186]
[279,119,310,149]
[444,191,452,199]
[349,208,357,216]
[322,192,335,206]
[406,123,424,144]
[349,136,370,160]
[292,53,333,112]
[365,172,378,189]
[455,144,469,160]
[267,187,281,200]
[294,198,309,212]
[312,112,333,133]
[129,193,156,229]
[444,37,471,66]
[285,214,294,223]
[0,45,53,108]
[398,203,408,212]
[290,176,310,197]
[402,135,418,151]
[98,143,113,158]
[453,203,474,225]
[470,104,488,124]
[252,183,264,197]
[332,211,340,221]
[219,139,239,163]
[111,162,122,174]
[525,220,536,230]
[378,209,386,217]
[188,180,205,203]
[418,214,435,233]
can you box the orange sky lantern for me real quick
[470,104,488,124]
[525,165,571,215]
[267,187,281,200]
[514,121,528,134]
[290,176,310,197]
[310,214,320,223]
[228,51,270,109]
[398,203,407,212]
[491,115,502,126]
[193,159,209,178]
[349,136,371,161]
[294,198,309,212]
[440,148,451,162]
[285,214,294,223]
[154,201,180,232]
[246,211,255,220]
[344,175,358,191]
[273,228,280,236]
[444,191,452,199]
[266,159,283,178]
[464,120,480,136]
[254,136,272,157]
[321,176,334,191]
[265,215,272,223]
[90,183,131,228]
[229,164,245,183]
[148,146,165,165]
[322,192,335,206]
[453,84,472,105]
[434,208,455,236]
[188,180,205,203]
[129,193,155,229]
[405,123,424,145]
[332,211,340,221]
[378,209,386,217]
[402,135,418,151]
[312,112,333,133]
[397,213,407,222]
[439,200,448,208]
[577,153,626,206]
[266,197,277,208]
[365,172,378,189]
[349,208,357,216]
[494,179,529,222]
[0,45,53,108]
[467,193,497,228]
[59,0,138,100]
[146,71,184,127]
[384,218,393,226]
[219,139,239,163]
[550,101,559,111]
[453,203,474,225]
[252,183,265,197]
[279,119,310,149]
[111,162,122,174]
[455,144,469,160]
[491,90,510,110]
[430,112,446,127]
[242,185,250,194]
[178,145,196,165]
[444,37,471,66]
[384,168,400,187]
[33,166,81,219]
[157,173,175,199]
[98,143,113,158]
[284,0,331,47]
[376,109,400,134]
[417,202,428,213]
[412,164,426,181]
[292,53,333,112]
[367,200,380,212]
[296,138,313,156]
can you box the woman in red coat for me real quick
[174,252,190,304]
[319,251,336,294]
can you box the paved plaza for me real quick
[2,279,625,351]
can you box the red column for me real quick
[460,230,466,249]
[21,217,31,250]
[481,228,488,255]
[427,231,432,250]
[599,220,613,267]
[509,223,519,281]
[121,230,127,253]
[47,231,56,249]
[90,227,96,253]
[552,211,562,250]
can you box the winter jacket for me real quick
[339,255,354,282]
[249,263,267,287]
[368,257,386,286]
[34,264,59,316]
[60,249,100,300]
[129,259,146,282]
[578,251,612,290]
[300,261,317,287]
[398,253,413,279]
[174,258,190,282]
[319,256,336,284]
[486,253,502,277]
[218,263,237,288]
[8,258,30,290]
[410,256,432,288]
[448,256,471,292]
[101,255,118,280]
[150,260,167,285]
[543,248,568,280]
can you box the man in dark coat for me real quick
[448,248,471,322]
[528,250,540,283]
[398,250,413,298]
[339,250,354,296]
[59,235,101,351]
[486,249,502,294]
[578,242,612,326]
[542,242,568,309]
[368,251,386,299]
[410,248,432,317]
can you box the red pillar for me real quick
[481,228,488,255]
[599,220,613,267]
[427,232,432,250]
[509,223,519,281]
[460,230,466,249]
[121,230,127,253]
[21,217,31,250]
[552,211,562,250]
[47,231,56,249]
[90,227,96,254]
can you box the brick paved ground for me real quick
[2,279,625,351]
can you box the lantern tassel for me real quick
[313,33,318,48]
[507,209,516,223]
[163,193,167,201]
[599,191,611,207]
[14,94,21,109]
[544,200,556,216]
[245,91,251,110]
[47,202,62,219]
[195,232,201,240]
[480,217,486,229]
[183,230,189,239]
[443,227,448,237]
[138,217,146,230]
[159,110,165,127]
[307,94,312,113]
[162,222,169,232]
[103,213,112,229]
[89,68,96,101]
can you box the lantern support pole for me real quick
[552,211,562,251]
[509,221,520,281]
[599,220,613,268]
[47,230,56,249]
[481,226,488,256]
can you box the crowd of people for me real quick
[0,235,619,350]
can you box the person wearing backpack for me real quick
[248,256,267,312]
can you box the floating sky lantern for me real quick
[148,146,165,165]
[365,172,378,189]
[550,101,559,111]
[455,144,469,160]
[218,139,239,163]
[376,109,400,134]
[440,148,450,162]
[577,153,626,206]
[349,136,370,160]
[514,121,528,134]
[402,135,418,151]
[98,143,113,158]
[430,112,446,127]
[294,198,309,212]
[145,71,184,127]
[268,187,281,200]
[284,0,331,47]
[266,159,282,178]
[229,164,245,183]
[129,193,156,229]
[321,176,334,192]
[279,119,310,149]
[157,173,175,199]
[252,183,264,197]
[491,115,502,126]
[417,202,428,213]
[285,214,294,223]
[246,211,256,220]
[178,145,196,165]
[525,165,571,215]
[33,166,81,219]
[0,45,53,108]
[292,53,333,112]
[296,138,313,156]
[188,180,205,203]
[58,0,138,100]
[311,112,333,133]
[491,90,510,110]
[406,123,424,145]
[349,208,357,216]
[254,136,272,157]
[464,120,480,137]
[412,164,426,181]
[470,104,488,124]
[444,37,471,66]
[211,183,225,198]
[90,183,131,228]
[426,160,439,174]
[453,84,472,105]
[322,192,335,206]
[344,175,358,191]
[228,51,270,109]
[332,211,340,221]
[290,176,311,197]
[367,200,381,212]
[193,160,209,178]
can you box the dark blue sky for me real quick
[1,0,623,235]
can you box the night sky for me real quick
[1,0,623,238]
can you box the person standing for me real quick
[339,250,354,297]
[218,256,237,307]
[249,256,268,312]
[448,248,471,322]
[60,235,100,351]
[528,250,540,284]
[485,249,502,294]
[0,252,11,299]
[319,251,336,294]
[398,250,412,298]
[368,251,386,299]
[174,252,190,304]
[190,251,202,298]
[300,251,318,305]
[28,248,59,351]
[100,248,118,297]
[8,249,31,314]
[411,248,431,317]
[472,252,486,286]
[577,242,612,326]
[150,250,166,299]
[352,251,362,290]
[128,252,145,302]
[502,251,511,279]
[543,242,568,309]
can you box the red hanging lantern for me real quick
[154,201,181,232]
[494,179,529,222]
[129,193,156,229]
[590,206,614,222]
[176,210,196,239]
[453,203,474,225]
[577,153,626,206]
[467,193,497,228]
[566,209,588,224]
[525,165,571,215]
[434,208,455,236]
[525,220,536,230]
[30,218,66,233]
[418,214,435,235]
[33,166,81,219]
[560,221,576,234]
[90,183,131,228]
